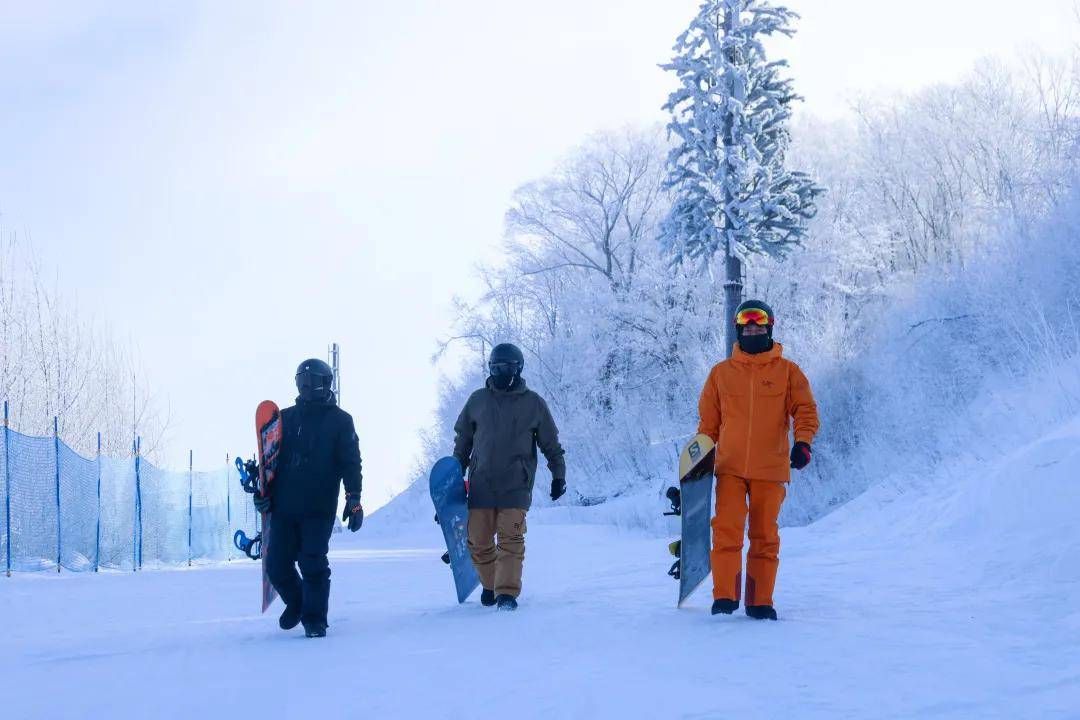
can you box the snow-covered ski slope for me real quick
[3,414,1078,718]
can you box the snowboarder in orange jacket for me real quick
[696,299,819,620]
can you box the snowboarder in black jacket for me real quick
[253,358,363,637]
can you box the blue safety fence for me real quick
[1,402,259,575]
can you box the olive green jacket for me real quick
[453,377,566,510]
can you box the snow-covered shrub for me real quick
[781,177,1080,523]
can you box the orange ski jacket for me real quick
[697,343,819,482]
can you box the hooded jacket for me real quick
[453,377,565,510]
[697,343,819,482]
[272,395,363,517]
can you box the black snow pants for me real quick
[266,514,336,626]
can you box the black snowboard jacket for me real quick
[453,377,565,511]
[271,395,362,517]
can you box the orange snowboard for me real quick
[255,400,283,612]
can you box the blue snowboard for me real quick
[429,456,480,603]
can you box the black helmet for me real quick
[488,343,524,376]
[295,358,334,402]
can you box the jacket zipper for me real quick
[744,365,756,477]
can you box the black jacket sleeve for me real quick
[336,413,363,497]
[452,397,475,471]
[535,397,566,481]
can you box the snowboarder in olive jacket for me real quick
[453,343,566,611]
[253,358,364,637]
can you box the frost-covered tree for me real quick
[661,0,822,353]
[381,50,1080,530]
[0,234,168,459]
[424,130,728,509]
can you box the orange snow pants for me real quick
[711,474,787,606]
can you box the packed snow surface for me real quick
[3,417,1079,718]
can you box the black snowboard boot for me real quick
[495,594,518,611]
[711,599,739,615]
[746,605,778,620]
[480,589,497,607]
[303,621,328,638]
[279,604,302,630]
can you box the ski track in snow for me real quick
[3,421,1080,719]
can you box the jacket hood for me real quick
[730,342,784,365]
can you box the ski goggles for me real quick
[735,307,773,326]
[488,361,520,377]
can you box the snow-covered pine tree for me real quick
[660,0,822,354]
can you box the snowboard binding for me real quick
[665,487,682,579]
[233,529,262,560]
[236,456,260,495]
[234,456,264,560]
[434,515,452,565]
[664,486,681,516]
[667,540,681,580]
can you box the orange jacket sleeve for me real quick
[697,365,721,443]
[787,363,819,445]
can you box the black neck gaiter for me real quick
[737,334,773,355]
[491,374,516,391]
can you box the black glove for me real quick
[790,442,812,470]
[253,491,271,514]
[550,478,566,501]
[342,492,364,532]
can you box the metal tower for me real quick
[328,343,340,404]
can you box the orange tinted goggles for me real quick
[735,308,773,326]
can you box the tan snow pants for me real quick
[467,508,527,598]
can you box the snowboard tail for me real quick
[429,456,480,603]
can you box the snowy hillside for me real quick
[4,404,1077,718]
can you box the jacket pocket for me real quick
[469,459,482,487]
[755,380,788,457]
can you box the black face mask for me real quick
[490,373,517,391]
[737,332,773,355]
[298,386,332,403]
[296,373,333,403]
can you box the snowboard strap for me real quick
[233,529,262,561]
[664,486,681,516]
[236,457,260,495]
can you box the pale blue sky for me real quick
[1,0,1075,509]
